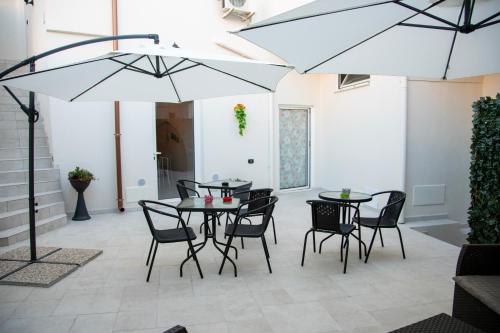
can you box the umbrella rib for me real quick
[161,59,187,76]
[304,0,447,73]
[237,0,394,32]
[160,56,181,103]
[475,11,500,27]
[184,58,272,92]
[394,1,458,28]
[0,53,130,83]
[398,23,456,31]
[476,19,500,29]
[109,58,155,76]
[70,55,145,102]
[164,63,201,76]
[146,56,157,72]
[442,1,466,80]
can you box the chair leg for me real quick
[364,227,378,264]
[146,238,154,266]
[261,235,272,274]
[218,235,234,275]
[379,228,384,247]
[343,237,350,274]
[271,216,277,244]
[187,239,203,279]
[301,229,313,266]
[357,224,362,260]
[340,236,344,262]
[319,234,334,254]
[396,226,406,259]
[186,212,191,226]
[313,231,316,253]
[146,241,158,282]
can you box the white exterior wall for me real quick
[405,77,483,222]
[317,75,407,207]
[0,0,27,61]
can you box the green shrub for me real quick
[68,166,95,182]
[467,93,500,244]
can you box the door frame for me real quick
[275,104,313,192]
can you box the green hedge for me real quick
[467,93,500,244]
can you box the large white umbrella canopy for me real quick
[234,0,500,79]
[0,44,292,102]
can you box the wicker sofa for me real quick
[452,244,500,333]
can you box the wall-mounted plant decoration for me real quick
[468,93,499,244]
[234,103,247,136]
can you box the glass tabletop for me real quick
[177,197,240,212]
[319,191,372,203]
[198,179,252,190]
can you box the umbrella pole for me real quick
[28,61,37,262]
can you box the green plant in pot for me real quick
[68,167,95,221]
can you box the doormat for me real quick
[0,246,102,287]
[411,223,470,247]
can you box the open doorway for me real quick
[156,102,195,199]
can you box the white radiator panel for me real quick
[412,184,446,206]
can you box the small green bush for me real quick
[467,93,500,244]
[68,166,95,182]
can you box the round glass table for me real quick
[318,191,372,204]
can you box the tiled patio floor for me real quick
[0,190,460,333]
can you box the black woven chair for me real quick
[219,196,278,276]
[227,188,277,246]
[302,200,358,274]
[353,191,406,263]
[139,200,203,282]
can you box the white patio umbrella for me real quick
[0,43,292,102]
[234,0,500,79]
[0,35,292,262]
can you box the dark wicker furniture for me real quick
[390,313,484,333]
[302,200,359,274]
[353,190,406,263]
[139,200,203,282]
[452,244,500,333]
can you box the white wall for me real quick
[316,75,406,207]
[0,0,26,61]
[483,74,500,97]
[405,78,483,222]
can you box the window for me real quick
[338,74,370,89]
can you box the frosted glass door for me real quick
[279,108,310,190]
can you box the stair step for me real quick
[0,119,44,129]
[0,156,52,171]
[0,214,67,247]
[0,201,66,231]
[0,127,47,138]
[0,180,61,198]
[0,146,51,159]
[0,190,64,213]
[0,168,60,184]
[0,137,49,149]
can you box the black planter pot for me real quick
[69,179,91,221]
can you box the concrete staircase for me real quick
[0,60,67,247]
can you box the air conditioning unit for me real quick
[221,0,255,22]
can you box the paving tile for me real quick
[0,315,76,333]
[69,313,116,333]
[113,311,157,331]
[11,299,59,318]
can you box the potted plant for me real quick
[68,166,95,221]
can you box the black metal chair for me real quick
[302,200,359,274]
[353,191,406,263]
[176,182,200,228]
[139,200,203,282]
[178,179,211,196]
[219,196,278,276]
[227,188,277,246]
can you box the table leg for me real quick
[211,212,237,276]
[180,213,209,277]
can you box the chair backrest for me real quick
[232,183,252,201]
[236,196,278,232]
[138,200,186,239]
[306,200,359,233]
[380,191,406,225]
[179,179,212,196]
[176,183,199,200]
[247,188,273,214]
